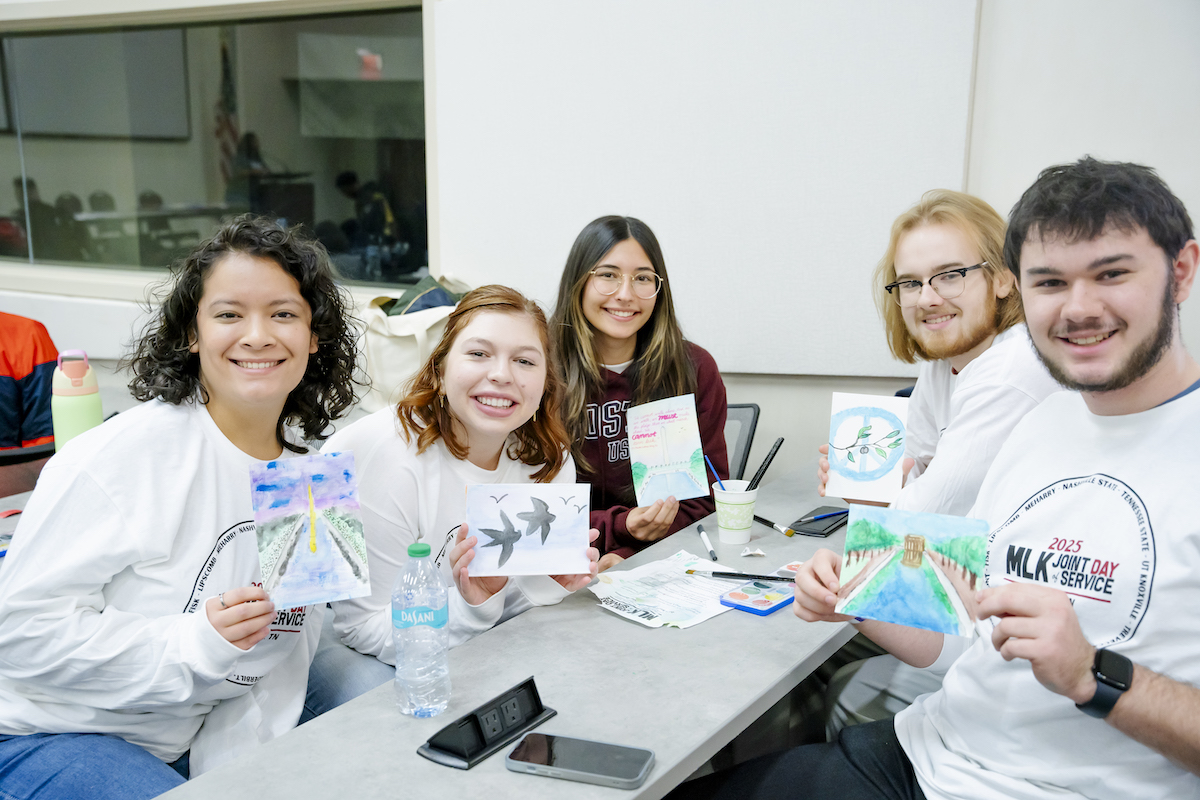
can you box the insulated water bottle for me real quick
[51,350,103,450]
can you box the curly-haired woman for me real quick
[0,216,360,798]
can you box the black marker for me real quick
[746,437,784,491]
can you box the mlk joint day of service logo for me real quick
[985,474,1155,648]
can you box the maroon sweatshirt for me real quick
[580,343,730,558]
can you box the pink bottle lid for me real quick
[53,350,99,396]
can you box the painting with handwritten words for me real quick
[836,506,988,636]
[626,393,708,506]
[465,484,591,577]
[825,392,909,504]
[250,451,370,608]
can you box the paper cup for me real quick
[712,479,757,544]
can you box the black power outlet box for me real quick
[416,677,556,769]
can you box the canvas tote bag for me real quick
[359,276,470,412]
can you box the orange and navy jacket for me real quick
[0,312,57,448]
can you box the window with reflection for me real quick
[0,8,426,286]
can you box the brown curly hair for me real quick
[124,215,361,452]
[397,285,569,482]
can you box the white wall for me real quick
[966,0,1200,357]
[5,0,1200,483]
[426,0,976,378]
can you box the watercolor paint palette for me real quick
[719,563,799,616]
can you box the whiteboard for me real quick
[429,0,977,376]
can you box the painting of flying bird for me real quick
[250,451,370,607]
[479,509,523,567]
[466,484,590,576]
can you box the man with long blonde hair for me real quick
[820,189,1062,731]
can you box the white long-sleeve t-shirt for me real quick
[896,324,1064,517]
[0,399,319,774]
[322,408,574,664]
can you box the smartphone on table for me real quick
[506,732,655,789]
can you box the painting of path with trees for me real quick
[835,506,988,636]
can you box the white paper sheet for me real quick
[588,549,736,628]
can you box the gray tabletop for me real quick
[166,474,851,799]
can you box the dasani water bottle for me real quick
[392,542,450,716]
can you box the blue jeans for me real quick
[0,732,187,800]
[301,612,394,723]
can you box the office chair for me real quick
[724,403,760,481]
[0,442,54,498]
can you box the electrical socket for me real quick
[480,709,503,740]
[501,698,521,726]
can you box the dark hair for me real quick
[549,215,695,472]
[398,285,568,482]
[124,215,361,452]
[335,171,358,189]
[1005,157,1194,278]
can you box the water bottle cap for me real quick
[407,542,431,558]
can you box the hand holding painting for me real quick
[626,497,680,542]
[452,524,601,603]
[204,585,276,650]
[449,523,510,605]
[818,443,915,504]
[551,527,602,591]
[791,548,856,624]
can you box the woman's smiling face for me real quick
[441,309,548,467]
[581,238,658,364]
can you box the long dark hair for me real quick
[124,215,361,452]
[397,285,569,482]
[550,216,695,472]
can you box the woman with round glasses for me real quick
[550,216,729,568]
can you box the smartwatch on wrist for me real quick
[1075,648,1133,719]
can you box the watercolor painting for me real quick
[250,451,370,608]
[466,484,591,577]
[835,506,988,636]
[825,392,909,504]
[626,394,708,506]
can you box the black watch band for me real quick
[1076,648,1133,719]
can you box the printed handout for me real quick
[588,550,736,628]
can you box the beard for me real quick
[1035,276,1176,393]
[912,292,998,362]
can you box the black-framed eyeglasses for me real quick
[588,268,664,299]
[884,262,987,307]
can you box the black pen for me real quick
[746,437,784,491]
[685,569,795,583]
